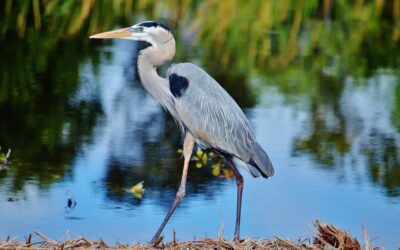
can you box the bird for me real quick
[90,21,274,245]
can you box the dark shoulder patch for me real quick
[138,21,171,32]
[169,73,189,98]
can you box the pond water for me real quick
[0,1,400,249]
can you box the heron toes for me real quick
[233,234,241,243]
[149,235,163,247]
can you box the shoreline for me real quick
[0,220,373,249]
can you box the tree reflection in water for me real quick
[293,73,350,167]
[292,71,400,196]
[363,130,400,197]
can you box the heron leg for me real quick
[228,160,244,242]
[150,133,195,245]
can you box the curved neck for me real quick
[137,38,176,113]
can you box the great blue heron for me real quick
[90,21,274,244]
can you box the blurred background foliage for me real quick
[1,0,399,110]
[0,0,400,196]
[2,0,399,72]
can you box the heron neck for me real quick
[137,47,175,113]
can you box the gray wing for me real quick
[167,63,274,177]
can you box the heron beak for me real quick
[89,27,132,39]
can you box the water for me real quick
[1,2,400,249]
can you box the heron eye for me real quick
[129,26,144,33]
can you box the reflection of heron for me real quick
[90,21,274,244]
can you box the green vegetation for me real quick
[0,147,11,169]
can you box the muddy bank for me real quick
[0,220,375,249]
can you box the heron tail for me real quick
[249,142,274,178]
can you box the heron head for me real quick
[90,21,173,48]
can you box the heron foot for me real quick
[149,235,163,246]
[233,233,241,243]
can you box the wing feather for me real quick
[167,63,274,177]
[168,63,253,158]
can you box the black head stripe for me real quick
[137,21,171,32]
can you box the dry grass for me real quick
[0,220,377,250]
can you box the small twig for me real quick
[363,225,373,250]
[172,228,177,244]
[34,231,58,245]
